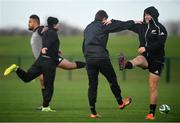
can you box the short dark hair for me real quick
[95,10,108,21]
[47,16,59,27]
[29,14,40,24]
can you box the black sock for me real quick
[125,61,133,69]
[149,104,157,116]
[116,97,123,105]
[75,61,86,69]
[90,105,97,115]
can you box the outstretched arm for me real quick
[103,19,134,33]
[102,20,142,33]
[128,23,142,34]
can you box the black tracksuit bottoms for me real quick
[16,56,56,107]
[86,58,122,108]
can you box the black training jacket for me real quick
[83,19,134,59]
[41,27,60,65]
[129,7,167,62]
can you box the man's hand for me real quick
[42,47,48,54]
[103,19,112,25]
[138,47,146,54]
[134,20,143,24]
[41,27,48,34]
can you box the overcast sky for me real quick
[0,0,179,29]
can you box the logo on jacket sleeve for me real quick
[160,32,165,35]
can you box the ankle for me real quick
[125,61,133,69]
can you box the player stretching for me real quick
[4,17,62,112]
[29,15,86,109]
[119,6,167,120]
[83,10,141,118]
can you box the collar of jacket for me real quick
[33,26,40,32]
[48,26,58,32]
[94,20,102,23]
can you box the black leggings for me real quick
[16,57,56,107]
[86,59,122,108]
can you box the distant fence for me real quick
[0,55,179,82]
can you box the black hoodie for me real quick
[83,19,134,59]
[129,6,167,62]
[41,27,60,65]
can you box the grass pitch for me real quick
[0,35,180,122]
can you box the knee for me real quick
[39,75,44,82]
[109,81,118,87]
[150,84,157,93]
[108,77,117,84]
[89,82,98,87]
[149,76,159,93]
[88,80,98,90]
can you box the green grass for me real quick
[0,35,180,122]
[0,79,180,122]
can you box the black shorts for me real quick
[141,55,164,76]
